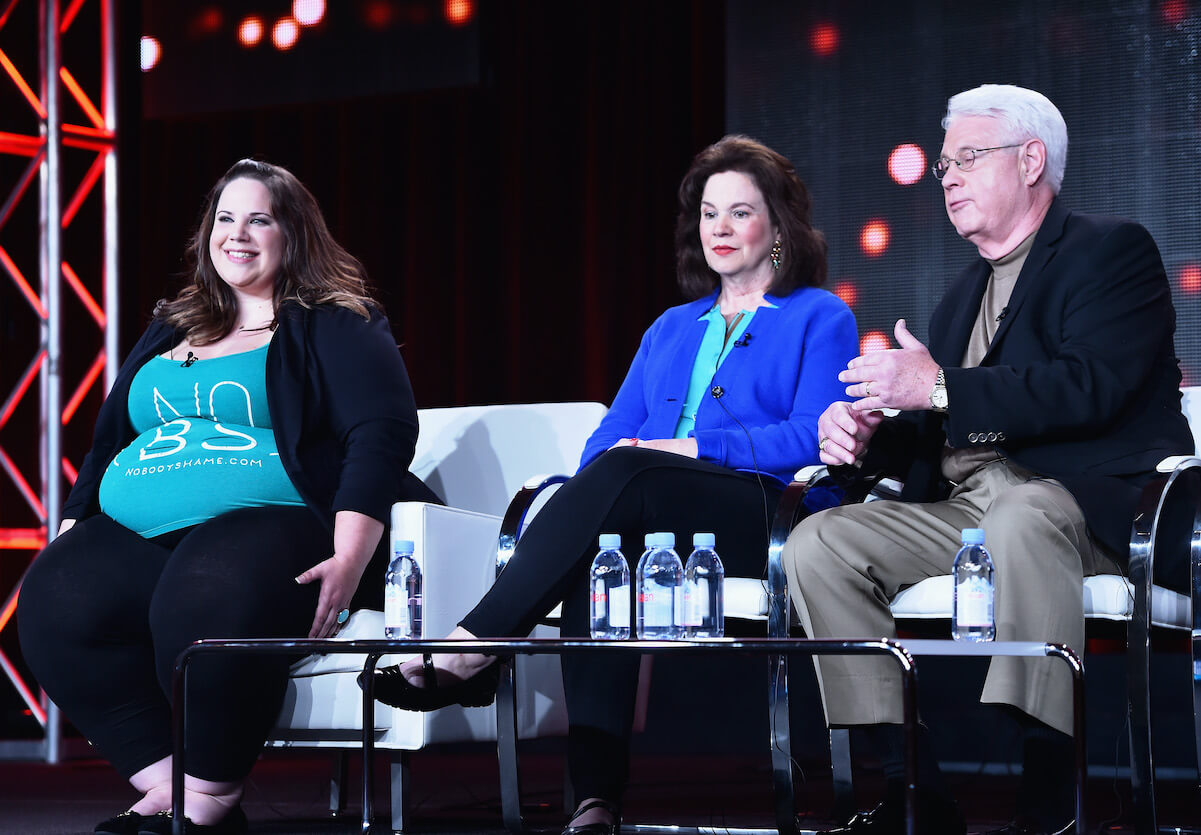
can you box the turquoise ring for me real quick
[336,608,350,625]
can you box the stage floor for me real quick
[0,746,1197,834]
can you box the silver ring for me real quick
[336,608,350,625]
[819,437,829,452]
[864,381,872,397]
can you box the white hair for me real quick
[942,84,1068,194]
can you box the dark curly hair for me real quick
[155,159,375,344]
[675,135,827,300]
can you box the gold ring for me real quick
[819,437,829,452]
[864,382,872,397]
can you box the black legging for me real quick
[17,505,393,782]
[460,446,782,803]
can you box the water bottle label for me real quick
[640,588,674,626]
[957,576,993,627]
[683,578,709,626]
[610,584,630,628]
[384,584,410,636]
[592,579,607,621]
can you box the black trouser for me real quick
[17,505,385,782]
[460,446,782,803]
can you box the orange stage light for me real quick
[859,219,891,257]
[293,0,326,27]
[140,36,161,72]
[888,143,926,186]
[1179,264,1201,294]
[860,331,892,354]
[272,17,301,50]
[833,280,858,309]
[238,16,265,47]
[809,23,839,56]
[445,0,475,27]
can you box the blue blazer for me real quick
[580,286,859,486]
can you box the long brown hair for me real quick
[156,159,375,344]
[675,135,827,300]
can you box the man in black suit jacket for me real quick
[784,85,1193,835]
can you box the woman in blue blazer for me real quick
[366,136,858,834]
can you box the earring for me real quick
[770,239,782,271]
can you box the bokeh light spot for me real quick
[809,23,840,56]
[189,7,223,37]
[888,143,927,186]
[860,331,892,354]
[1179,264,1201,294]
[139,36,161,71]
[445,0,475,26]
[1162,0,1188,25]
[272,16,300,50]
[293,0,326,27]
[238,16,265,47]
[859,219,891,257]
[834,280,859,309]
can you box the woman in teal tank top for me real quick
[18,160,439,835]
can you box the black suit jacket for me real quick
[862,199,1193,586]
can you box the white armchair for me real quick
[266,401,607,832]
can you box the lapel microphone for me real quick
[181,351,198,368]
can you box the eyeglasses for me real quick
[931,144,1024,179]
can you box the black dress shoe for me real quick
[821,789,965,834]
[359,654,500,711]
[561,798,621,835]
[95,810,145,834]
[981,820,1074,835]
[136,805,248,834]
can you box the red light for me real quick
[833,281,858,309]
[139,36,162,72]
[293,0,326,27]
[1162,0,1188,25]
[189,7,224,37]
[238,16,265,47]
[809,23,840,56]
[444,0,475,26]
[860,331,892,354]
[363,1,395,29]
[859,219,891,257]
[888,143,927,186]
[1179,264,1201,294]
[272,17,300,50]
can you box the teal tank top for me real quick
[98,343,305,537]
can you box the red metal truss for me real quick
[0,0,118,761]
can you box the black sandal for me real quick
[358,653,500,711]
[562,798,621,835]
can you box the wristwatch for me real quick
[929,368,948,412]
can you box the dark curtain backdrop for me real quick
[128,1,727,413]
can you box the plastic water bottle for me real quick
[385,536,422,639]
[952,528,995,641]
[590,533,631,639]
[683,532,724,638]
[637,532,683,639]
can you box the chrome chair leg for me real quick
[828,728,855,822]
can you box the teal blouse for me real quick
[97,343,305,536]
[673,304,764,438]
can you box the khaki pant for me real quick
[783,459,1119,736]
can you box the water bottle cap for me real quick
[393,538,415,553]
[693,532,716,548]
[648,531,675,547]
[598,533,621,548]
[960,528,985,545]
